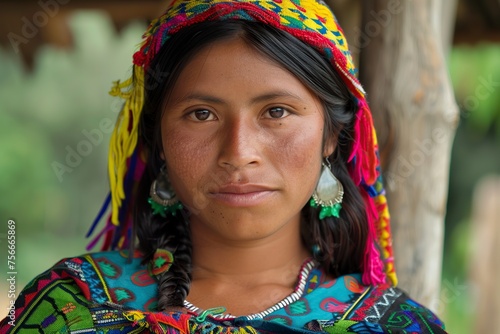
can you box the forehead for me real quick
[166,37,319,105]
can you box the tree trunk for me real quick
[439,0,459,57]
[358,0,459,310]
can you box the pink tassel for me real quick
[362,191,386,285]
[348,110,361,164]
[86,219,113,251]
[348,104,363,186]
[362,238,385,285]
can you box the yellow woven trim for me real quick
[386,264,397,286]
[371,125,379,146]
[108,65,145,225]
[374,193,397,286]
[85,255,114,301]
[340,286,372,320]
[123,310,148,323]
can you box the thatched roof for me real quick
[1,0,498,68]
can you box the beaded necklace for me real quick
[183,258,317,320]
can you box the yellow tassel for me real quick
[108,65,145,226]
[123,310,147,323]
[118,235,125,249]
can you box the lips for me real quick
[208,184,276,207]
[214,184,273,194]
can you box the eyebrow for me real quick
[174,91,304,106]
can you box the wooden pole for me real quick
[358,0,459,309]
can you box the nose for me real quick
[217,117,262,170]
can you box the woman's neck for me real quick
[186,217,311,316]
[189,218,310,288]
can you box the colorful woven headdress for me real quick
[87,0,397,286]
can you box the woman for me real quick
[1,0,447,333]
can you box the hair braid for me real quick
[155,213,192,309]
[135,169,192,310]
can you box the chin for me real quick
[198,210,301,243]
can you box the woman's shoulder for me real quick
[0,250,159,333]
[288,269,446,333]
[50,250,158,308]
[62,250,157,305]
[350,282,444,325]
[310,273,446,333]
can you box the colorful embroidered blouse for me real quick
[1,251,446,333]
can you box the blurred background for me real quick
[0,1,499,333]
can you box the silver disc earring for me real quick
[310,158,344,219]
[148,165,183,217]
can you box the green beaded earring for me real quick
[310,158,344,219]
[148,165,183,217]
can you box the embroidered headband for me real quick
[88,0,397,286]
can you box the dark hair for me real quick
[135,20,368,311]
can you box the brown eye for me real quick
[192,109,213,121]
[267,107,289,119]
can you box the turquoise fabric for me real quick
[0,251,446,333]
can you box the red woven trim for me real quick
[135,2,363,106]
[136,2,281,69]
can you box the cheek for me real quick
[162,128,207,196]
[271,122,324,188]
[279,124,324,166]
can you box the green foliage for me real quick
[443,43,500,334]
[0,113,53,234]
[440,220,476,334]
[0,11,145,283]
[445,44,500,255]
[449,44,500,136]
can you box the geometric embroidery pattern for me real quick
[1,251,446,333]
[285,298,310,316]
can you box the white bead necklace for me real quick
[183,258,317,320]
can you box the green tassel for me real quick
[195,307,226,323]
[148,198,183,217]
[310,198,341,219]
[319,203,342,219]
[165,202,183,216]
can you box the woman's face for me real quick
[161,37,334,242]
